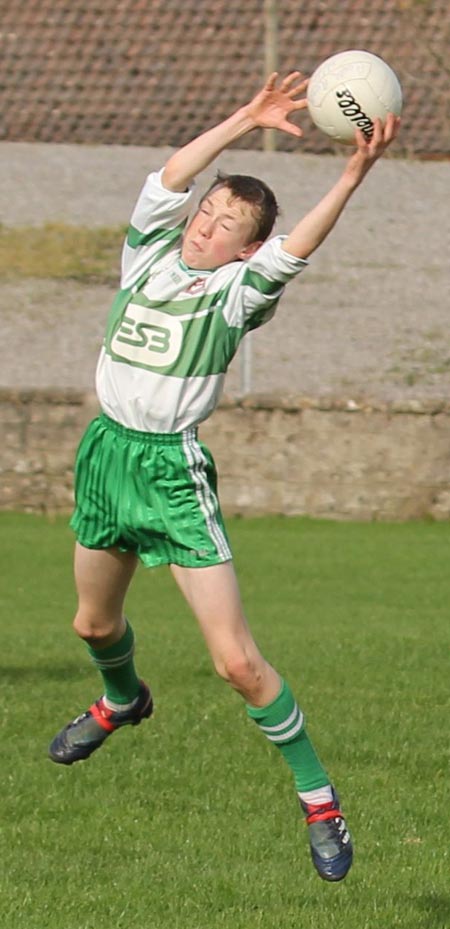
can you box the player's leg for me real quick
[171,560,279,703]
[73,542,143,702]
[73,541,137,642]
[170,561,331,779]
[170,560,353,881]
[49,544,153,765]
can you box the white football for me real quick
[307,49,403,144]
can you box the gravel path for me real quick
[1,142,448,402]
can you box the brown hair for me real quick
[202,170,279,243]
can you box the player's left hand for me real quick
[345,112,401,184]
[355,112,401,160]
[245,71,309,137]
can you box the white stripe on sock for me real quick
[259,703,299,734]
[261,708,304,743]
[298,785,334,806]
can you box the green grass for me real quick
[0,513,449,929]
[0,223,124,281]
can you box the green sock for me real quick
[87,620,140,705]
[246,678,329,792]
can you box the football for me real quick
[306,49,403,144]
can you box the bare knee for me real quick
[214,649,265,701]
[72,608,124,647]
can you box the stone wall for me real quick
[1,389,450,521]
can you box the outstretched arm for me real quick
[282,114,401,259]
[162,72,308,192]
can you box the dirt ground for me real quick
[0,142,448,403]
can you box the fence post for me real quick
[263,0,279,152]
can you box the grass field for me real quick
[0,223,124,281]
[0,513,449,929]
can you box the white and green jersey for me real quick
[96,169,307,433]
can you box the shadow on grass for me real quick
[0,663,92,683]
[417,893,450,928]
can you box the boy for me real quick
[49,72,400,882]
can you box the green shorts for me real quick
[70,414,232,568]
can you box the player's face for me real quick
[181,187,262,270]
